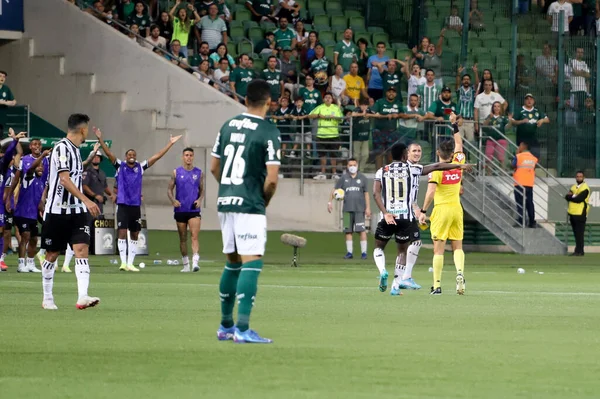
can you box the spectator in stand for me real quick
[142,25,167,50]
[196,0,214,17]
[308,43,333,96]
[309,92,344,180]
[262,56,284,101]
[356,38,371,79]
[272,96,293,155]
[516,54,533,103]
[255,32,278,56]
[194,59,214,85]
[294,20,309,50]
[117,0,136,21]
[455,65,477,142]
[373,59,406,99]
[166,40,191,70]
[213,57,231,92]
[569,0,584,35]
[482,101,511,169]
[469,0,485,32]
[371,87,402,169]
[476,68,499,94]
[583,0,596,36]
[509,93,549,158]
[279,47,298,98]
[169,0,201,58]
[343,62,369,107]
[87,1,112,23]
[334,28,359,74]
[412,36,430,68]
[300,31,319,67]
[566,47,590,110]
[197,41,211,64]
[329,65,348,107]
[414,30,445,86]
[548,0,573,39]
[349,99,373,168]
[288,97,310,158]
[446,6,464,34]
[535,43,558,87]
[229,54,256,99]
[246,0,275,23]
[407,62,426,96]
[367,42,390,101]
[209,42,235,70]
[273,17,297,50]
[126,1,151,37]
[127,23,144,45]
[275,0,301,22]
[398,93,425,144]
[0,71,16,135]
[299,74,322,113]
[195,4,227,51]
[156,11,173,45]
[417,69,442,112]
[474,79,507,134]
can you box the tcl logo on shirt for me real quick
[441,170,462,184]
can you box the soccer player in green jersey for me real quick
[212,79,281,344]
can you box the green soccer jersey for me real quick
[310,57,330,73]
[334,41,359,72]
[381,71,402,98]
[0,85,15,108]
[273,28,295,48]
[456,86,475,119]
[428,99,458,120]
[212,113,281,215]
[127,13,151,32]
[416,83,442,111]
[398,105,425,129]
[261,68,282,99]
[246,0,272,16]
[514,106,546,141]
[275,107,292,134]
[298,87,322,112]
[230,67,255,97]
[352,110,374,141]
[483,115,508,140]
[372,98,401,131]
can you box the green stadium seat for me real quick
[229,3,241,13]
[335,31,345,42]
[344,10,362,18]
[309,0,324,10]
[248,26,264,43]
[314,24,331,32]
[355,31,370,45]
[227,42,238,57]
[313,14,330,27]
[310,8,326,17]
[371,32,389,46]
[235,9,251,22]
[396,49,411,60]
[325,45,335,60]
[392,42,409,50]
[327,9,345,17]
[237,41,253,55]
[295,0,306,10]
[319,30,335,43]
[447,36,462,49]
[229,26,245,42]
[349,16,365,30]
[253,58,265,71]
[325,1,342,12]
[368,26,385,33]
[242,20,258,32]
[260,21,276,31]
[229,20,244,28]
[331,15,348,30]
[384,49,394,59]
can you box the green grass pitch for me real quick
[1,230,599,399]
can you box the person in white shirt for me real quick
[142,25,167,50]
[329,64,349,106]
[566,47,590,109]
[474,79,507,133]
[446,6,463,34]
[535,43,558,84]
[548,0,573,34]
[406,62,426,96]
[213,56,231,93]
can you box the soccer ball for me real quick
[333,188,345,201]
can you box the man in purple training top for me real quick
[15,151,47,274]
[1,159,19,271]
[94,127,182,272]
[167,147,204,273]
[0,128,25,272]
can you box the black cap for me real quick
[441,86,452,92]
[387,86,397,92]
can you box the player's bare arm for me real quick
[82,142,101,168]
[38,185,48,216]
[449,112,464,153]
[3,129,27,210]
[147,135,182,167]
[194,174,205,208]
[373,180,396,225]
[167,169,181,207]
[263,164,279,207]
[364,190,371,219]
[93,127,117,164]
[210,156,221,182]
[421,162,472,175]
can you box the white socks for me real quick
[127,240,137,266]
[393,258,406,289]
[42,260,56,301]
[346,240,352,254]
[360,240,367,254]
[182,256,189,267]
[192,253,199,266]
[118,239,127,264]
[1,252,5,261]
[403,241,421,280]
[75,258,90,299]
[63,245,74,268]
[373,248,386,274]
[26,257,34,267]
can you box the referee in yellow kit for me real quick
[565,171,590,257]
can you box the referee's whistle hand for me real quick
[85,199,101,218]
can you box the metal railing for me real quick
[0,105,30,136]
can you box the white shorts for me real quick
[218,212,267,256]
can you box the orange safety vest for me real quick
[513,151,538,187]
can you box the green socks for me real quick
[235,259,263,332]
[219,261,242,328]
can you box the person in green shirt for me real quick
[255,32,277,56]
[0,70,16,135]
[334,29,359,73]
[398,93,425,142]
[371,86,402,169]
[272,97,292,154]
[298,74,322,113]
[246,0,274,23]
[288,97,311,158]
[509,93,550,158]
[350,98,374,169]
[309,93,344,179]
[483,101,511,168]
[229,54,257,99]
[169,0,201,57]
[375,59,405,100]
[425,86,459,146]
[261,56,284,101]
[127,1,151,37]
[273,17,297,50]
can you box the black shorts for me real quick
[15,217,39,236]
[316,137,339,157]
[41,213,91,252]
[374,218,416,244]
[117,204,142,232]
[3,207,12,229]
[174,212,201,224]
[410,220,421,242]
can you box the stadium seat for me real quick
[260,21,276,31]
[368,26,385,33]
[313,15,330,27]
[310,8,326,17]
[314,24,331,32]
[372,32,390,46]
[253,58,265,71]
[384,49,394,59]
[325,45,335,60]
[235,9,251,22]
[309,0,325,10]
[335,31,345,42]
[229,25,245,42]
[325,1,342,13]
[227,42,238,57]
[344,10,362,18]
[243,20,259,33]
[319,30,335,43]
[331,15,348,30]
[248,27,264,44]
[349,16,365,30]
[237,41,254,55]
[391,42,409,50]
[354,31,371,45]
[396,49,412,60]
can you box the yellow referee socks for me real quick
[433,255,444,289]
[454,249,465,275]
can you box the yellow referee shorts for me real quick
[430,204,464,241]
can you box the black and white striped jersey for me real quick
[375,161,418,221]
[44,138,87,216]
[407,161,423,214]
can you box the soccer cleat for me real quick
[42,299,58,310]
[344,252,353,259]
[27,264,41,273]
[233,328,273,344]
[361,252,367,260]
[180,266,190,273]
[399,278,422,290]
[192,265,200,272]
[390,287,402,296]
[61,265,72,273]
[17,264,29,273]
[216,325,235,341]
[76,296,100,310]
[378,270,389,292]
[0,260,7,271]
[119,263,128,271]
[126,264,139,272]
[430,287,442,295]
[456,273,466,295]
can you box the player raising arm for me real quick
[421,112,466,295]
[95,128,182,272]
[211,79,280,344]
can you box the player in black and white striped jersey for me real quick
[39,114,101,311]
[372,142,470,295]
